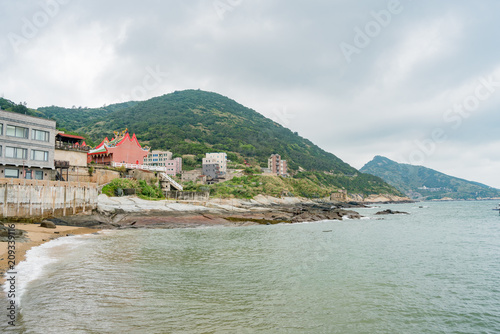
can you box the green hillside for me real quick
[72,90,356,173]
[38,101,138,134]
[361,156,500,200]
[3,90,402,196]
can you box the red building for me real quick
[87,131,149,165]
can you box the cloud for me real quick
[2,0,500,187]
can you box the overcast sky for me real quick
[2,0,500,187]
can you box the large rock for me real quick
[0,224,26,242]
[375,209,409,215]
[40,220,57,229]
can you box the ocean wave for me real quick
[3,233,100,306]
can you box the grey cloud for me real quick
[1,0,500,186]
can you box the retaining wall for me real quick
[0,178,98,219]
[165,191,210,201]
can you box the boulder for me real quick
[0,224,26,242]
[40,220,57,229]
[375,209,409,215]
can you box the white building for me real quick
[143,150,173,165]
[203,152,227,174]
[143,150,181,176]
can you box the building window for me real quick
[32,129,50,142]
[25,170,32,179]
[0,124,3,135]
[0,145,2,156]
[31,150,49,161]
[6,125,28,138]
[5,146,28,159]
[35,170,43,180]
[4,168,19,178]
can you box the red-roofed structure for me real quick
[57,133,85,140]
[87,130,150,165]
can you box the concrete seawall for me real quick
[0,178,98,219]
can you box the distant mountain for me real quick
[2,90,403,196]
[360,156,500,200]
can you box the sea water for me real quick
[2,200,500,333]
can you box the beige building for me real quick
[268,154,288,176]
[143,150,173,165]
[182,169,203,183]
[203,152,227,175]
[54,133,90,181]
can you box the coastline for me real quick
[0,194,410,287]
[0,224,99,285]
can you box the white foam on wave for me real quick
[3,234,98,306]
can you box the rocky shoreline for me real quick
[3,194,414,231]
[41,195,376,230]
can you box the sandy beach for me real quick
[0,224,99,285]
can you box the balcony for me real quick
[55,142,90,152]
[55,160,70,168]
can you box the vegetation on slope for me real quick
[361,156,500,200]
[102,178,164,200]
[3,90,403,196]
[184,171,402,199]
[184,174,336,199]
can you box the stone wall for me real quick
[165,191,210,201]
[54,149,88,167]
[66,166,121,184]
[0,178,98,219]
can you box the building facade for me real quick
[143,150,173,165]
[88,131,149,165]
[163,157,182,176]
[202,163,220,179]
[203,152,227,175]
[143,150,181,176]
[268,154,288,176]
[54,132,90,181]
[0,110,56,180]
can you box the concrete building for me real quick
[268,154,288,176]
[202,163,220,180]
[181,169,203,183]
[0,109,56,180]
[143,150,173,165]
[54,132,91,181]
[203,152,227,175]
[143,150,182,176]
[163,157,182,176]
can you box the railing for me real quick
[160,173,183,191]
[112,162,182,190]
[55,142,91,152]
[112,162,169,172]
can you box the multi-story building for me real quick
[143,150,173,165]
[202,162,220,180]
[54,132,90,181]
[202,152,227,175]
[163,157,182,176]
[0,109,56,180]
[268,154,288,177]
[143,151,182,176]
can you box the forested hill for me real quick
[74,90,356,173]
[2,90,402,195]
[361,156,500,200]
